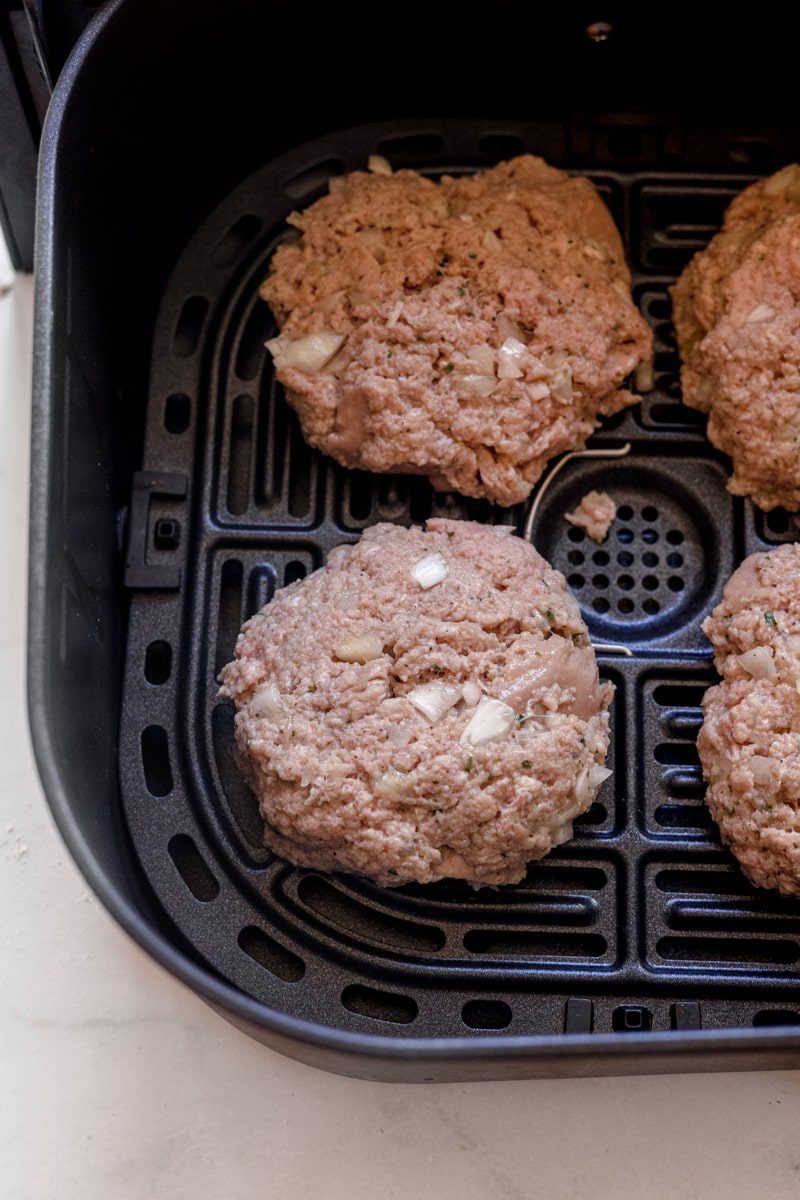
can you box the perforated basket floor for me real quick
[119,120,800,1048]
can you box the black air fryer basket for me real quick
[20,0,800,1079]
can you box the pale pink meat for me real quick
[699,544,800,895]
[565,490,617,543]
[672,165,800,511]
[261,157,652,506]
[219,520,613,887]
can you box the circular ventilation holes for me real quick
[563,505,693,621]
[537,468,716,640]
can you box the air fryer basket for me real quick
[29,0,800,1079]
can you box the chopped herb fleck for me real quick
[468,251,477,259]
[432,664,442,675]
[545,607,555,622]
[765,611,777,626]
[444,362,454,373]
[521,760,533,769]
[464,756,474,772]
[515,713,525,723]
[387,868,398,876]
[387,350,393,359]
[509,395,519,402]
[457,286,465,296]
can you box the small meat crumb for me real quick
[565,491,617,543]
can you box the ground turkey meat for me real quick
[672,165,800,511]
[699,544,800,895]
[219,519,614,886]
[565,490,617,542]
[261,156,652,507]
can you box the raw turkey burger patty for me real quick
[219,519,613,887]
[672,164,800,511]
[262,155,652,506]
[699,544,800,895]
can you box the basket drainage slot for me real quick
[164,393,191,434]
[297,875,445,953]
[753,1009,800,1027]
[168,834,219,902]
[284,157,345,199]
[173,296,208,357]
[141,725,173,796]
[227,395,254,515]
[341,984,417,1025]
[212,214,262,266]
[215,560,243,674]
[462,1000,512,1030]
[238,926,305,982]
[144,640,172,685]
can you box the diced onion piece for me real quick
[462,680,482,707]
[528,382,550,401]
[785,634,800,655]
[483,229,503,252]
[407,681,461,723]
[583,725,606,757]
[373,768,409,797]
[265,332,345,374]
[333,633,384,664]
[738,646,776,679]
[462,373,498,397]
[460,697,515,747]
[368,154,393,176]
[497,337,526,380]
[552,822,573,847]
[286,210,305,228]
[386,722,413,748]
[572,768,591,809]
[250,682,286,719]
[387,301,404,328]
[746,303,775,324]
[496,313,527,343]
[763,167,800,201]
[634,361,655,392]
[548,365,573,404]
[764,165,800,195]
[750,756,775,786]
[466,343,495,376]
[573,763,613,808]
[411,551,449,589]
[321,347,349,377]
[589,764,613,790]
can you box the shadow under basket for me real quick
[29,0,800,1080]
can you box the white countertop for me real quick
[3,245,800,1200]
